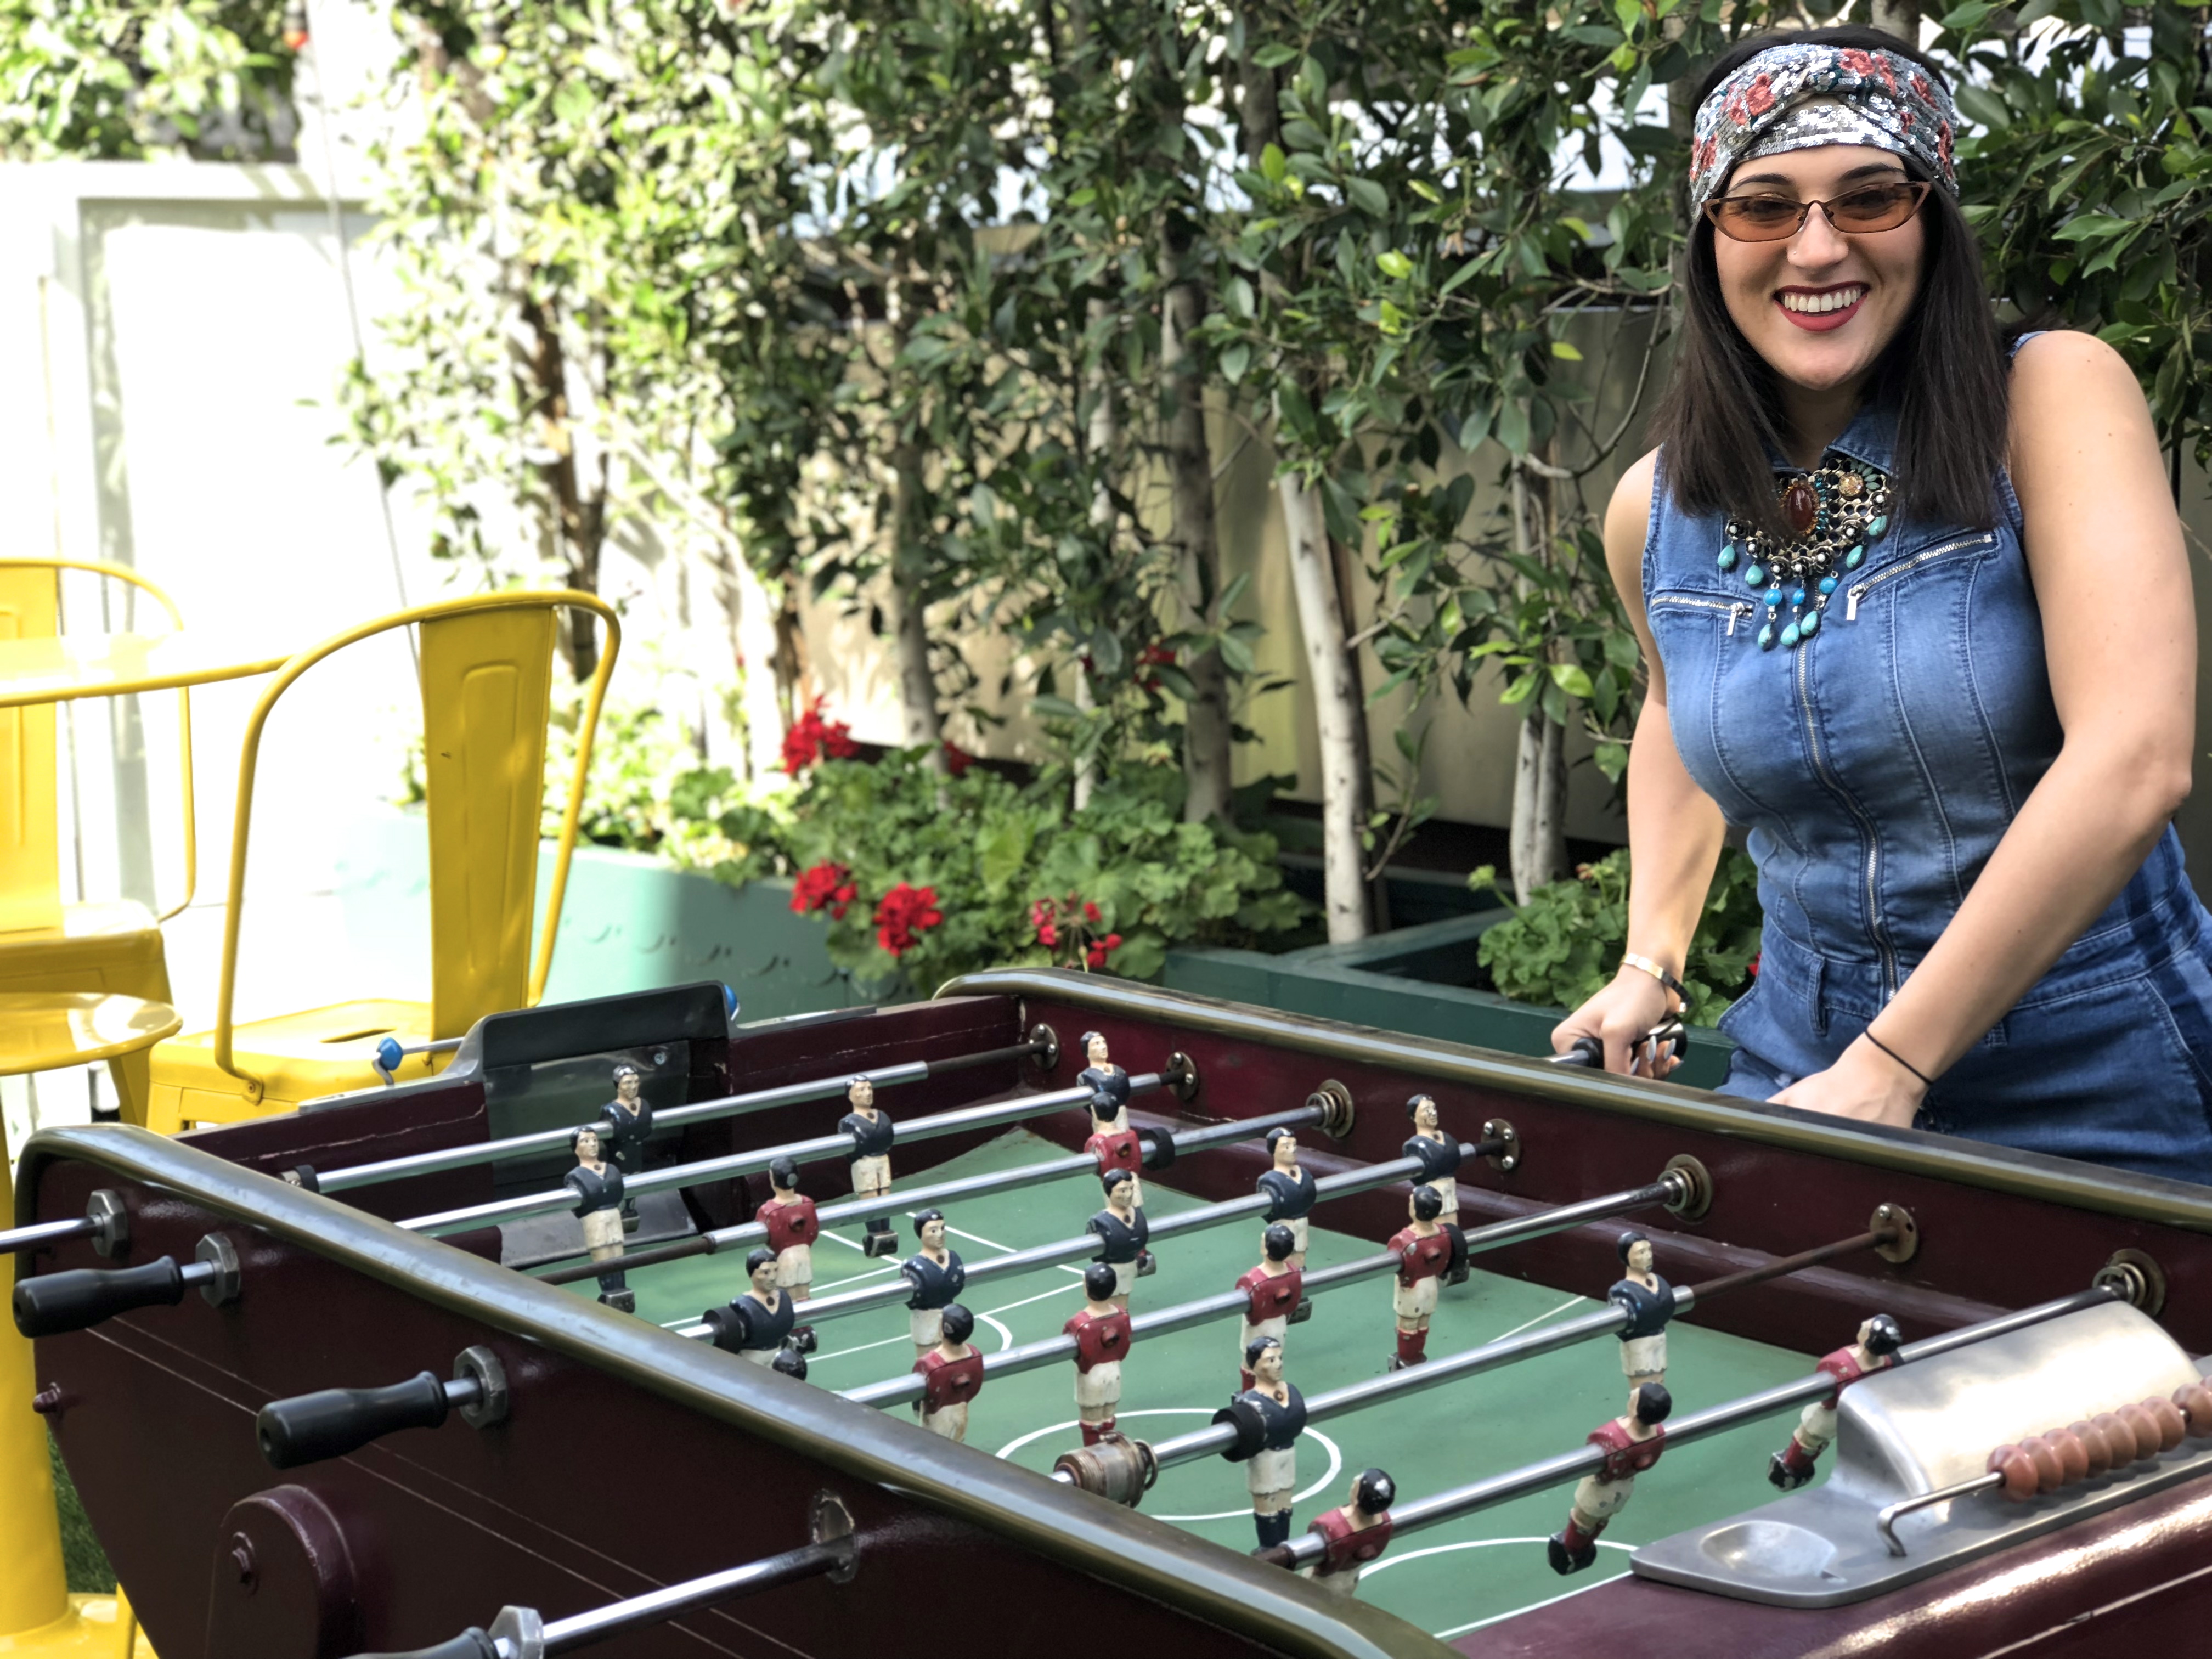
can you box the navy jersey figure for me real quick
[758,1156,819,1352]
[1257,1127,1318,1270]
[1386,1186,1453,1370]
[704,1248,799,1367]
[1300,1469,1396,1597]
[597,1063,653,1226]
[1402,1095,1462,1228]
[1770,1314,1903,1489]
[1232,1336,1306,1549]
[1235,1223,1304,1391]
[914,1302,985,1443]
[840,1076,899,1258]
[1087,1169,1149,1309]
[1064,1262,1132,1446]
[564,1125,632,1313]
[903,1209,968,1362]
[1550,1383,1672,1575]
[1609,1232,1674,1388]
[770,1346,809,1383]
[1076,1031,1132,1127]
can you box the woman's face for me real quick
[1712,146,1926,397]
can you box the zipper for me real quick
[1795,639,1898,993]
[1650,595,1756,636]
[1844,534,1995,623]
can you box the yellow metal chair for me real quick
[144,592,618,1129]
[0,559,198,1126]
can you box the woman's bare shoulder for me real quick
[1605,448,1662,586]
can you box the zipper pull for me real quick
[1846,585,1865,623]
[1726,605,1742,637]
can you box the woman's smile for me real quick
[1776,283,1868,329]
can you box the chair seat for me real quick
[0,900,168,984]
[146,998,451,1132]
[0,992,182,1076]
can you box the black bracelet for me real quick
[1864,1028,1935,1089]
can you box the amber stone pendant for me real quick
[1782,476,1819,539]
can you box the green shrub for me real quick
[1468,848,1762,1025]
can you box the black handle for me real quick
[258,1372,453,1469]
[13,1257,186,1337]
[346,1631,499,1659]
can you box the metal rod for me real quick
[1147,1216,1889,1469]
[323,1037,1043,1196]
[684,1136,1511,1339]
[1273,1284,2120,1568]
[1876,1471,2001,1558]
[535,1102,1328,1286]
[399,1074,1163,1238]
[541,1538,853,1651]
[842,1171,1675,1409]
[0,1217,97,1254]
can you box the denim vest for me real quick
[1645,373,2212,1185]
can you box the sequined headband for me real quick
[1689,41,1959,217]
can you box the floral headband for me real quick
[1689,41,1959,217]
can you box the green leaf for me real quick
[1253,43,1300,69]
[1496,399,1531,455]
[1549,662,1595,699]
[1346,177,1389,218]
[1260,142,1288,184]
[1550,340,1584,361]
[1376,250,1414,279]
[1220,341,1252,384]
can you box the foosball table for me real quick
[11,968,2212,1658]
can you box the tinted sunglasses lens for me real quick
[1711,198,1804,241]
[1830,184,1923,232]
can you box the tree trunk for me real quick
[1329,531,1387,931]
[1281,475,1368,942]
[1506,462,1568,901]
[1870,0,1920,41]
[888,435,944,758]
[1074,294,1116,812]
[1161,224,1232,823]
[514,291,605,681]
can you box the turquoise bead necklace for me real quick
[1717,454,1894,651]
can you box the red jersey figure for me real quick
[1385,1186,1453,1370]
[914,1302,985,1443]
[1064,1262,1132,1447]
[1550,1383,1672,1575]
[1235,1223,1304,1390]
[1300,1469,1396,1598]
[1769,1313,1903,1489]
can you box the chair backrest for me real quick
[212,591,619,1091]
[0,559,196,935]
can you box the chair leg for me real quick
[104,1056,149,1129]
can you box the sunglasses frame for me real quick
[1702,180,1934,243]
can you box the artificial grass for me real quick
[52,1431,116,1593]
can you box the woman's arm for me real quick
[1551,450,1731,1073]
[1774,331,2195,1123]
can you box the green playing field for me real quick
[537,1129,1821,1643]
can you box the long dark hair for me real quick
[1649,26,2011,540]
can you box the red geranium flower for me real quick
[781,697,860,775]
[874,883,944,957]
[943,741,975,777]
[791,861,858,921]
[1747,952,1761,980]
[1085,933,1124,970]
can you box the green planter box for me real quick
[334,811,878,1022]
[1163,909,1736,1090]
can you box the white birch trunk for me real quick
[1280,475,1368,943]
[889,440,945,760]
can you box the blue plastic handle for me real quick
[722,984,739,1020]
[376,1036,405,1074]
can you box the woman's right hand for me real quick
[1551,967,1682,1077]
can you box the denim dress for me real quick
[1644,376,2212,1186]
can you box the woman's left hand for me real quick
[1768,1036,1925,1128]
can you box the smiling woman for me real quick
[1550,27,2212,1188]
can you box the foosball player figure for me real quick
[1609,1232,1674,1389]
[1085,1088,1145,1209]
[1299,1468,1397,1596]
[1076,1031,1132,1126]
[771,1346,809,1382]
[1549,1383,1672,1575]
[563,1125,633,1313]
[1087,1169,1148,1310]
[703,1247,799,1367]
[1769,1313,1904,1489]
[1234,1336,1306,1549]
[758,1155,819,1352]
[597,1062,653,1228]
[904,1208,969,1363]
[1065,1262,1132,1446]
[839,1076,900,1258]
[914,1302,985,1442]
[1386,1186,1453,1372]
[1236,1223,1304,1391]
[1257,1127,1318,1273]
[1403,1094,1461,1227]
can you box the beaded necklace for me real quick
[1717,453,1894,651]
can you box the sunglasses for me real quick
[1703,180,1933,243]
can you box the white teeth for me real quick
[1781,287,1866,314]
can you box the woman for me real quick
[1556,27,2212,1185]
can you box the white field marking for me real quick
[939,1222,1021,1254]
[978,1313,1015,1350]
[1422,1555,1631,1640]
[815,1227,871,1254]
[992,1408,1343,1521]
[809,1278,1084,1363]
[1488,1293,1590,1344]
